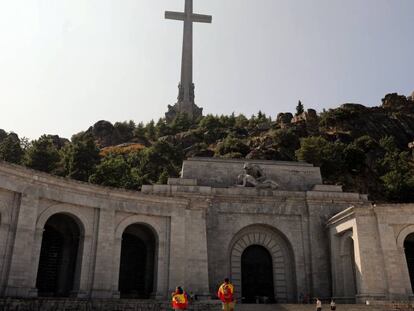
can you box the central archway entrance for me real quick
[229,226,297,303]
[36,213,82,297]
[241,245,274,303]
[119,224,156,298]
[404,233,414,292]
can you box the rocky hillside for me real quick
[1,92,413,202]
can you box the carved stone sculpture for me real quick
[237,163,279,189]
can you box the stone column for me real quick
[4,194,39,297]
[75,233,94,298]
[397,245,413,297]
[375,221,409,299]
[111,234,122,298]
[329,230,342,297]
[352,213,387,302]
[306,201,332,298]
[183,201,210,298]
[91,208,115,298]
[153,217,170,299]
[168,209,187,293]
[0,210,12,295]
[26,227,44,295]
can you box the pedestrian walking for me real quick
[330,299,336,310]
[316,298,322,311]
[218,278,235,311]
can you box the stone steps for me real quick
[236,304,390,311]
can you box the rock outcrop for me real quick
[320,94,414,147]
[276,113,293,129]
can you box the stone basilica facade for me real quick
[0,157,413,303]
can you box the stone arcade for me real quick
[1,157,414,305]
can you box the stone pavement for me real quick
[0,299,220,311]
[236,304,393,311]
[1,300,411,311]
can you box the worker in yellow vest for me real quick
[218,278,235,311]
[172,286,189,310]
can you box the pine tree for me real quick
[64,134,100,181]
[24,135,60,173]
[296,100,304,116]
[0,133,23,164]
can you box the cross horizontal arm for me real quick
[165,11,185,21]
[165,11,212,24]
[191,13,212,24]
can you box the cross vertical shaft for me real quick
[165,0,212,122]
[181,0,193,104]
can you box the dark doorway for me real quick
[36,214,81,297]
[404,233,414,292]
[342,236,357,297]
[119,224,156,298]
[241,245,275,303]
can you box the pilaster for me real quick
[184,199,210,298]
[4,194,39,297]
[91,208,115,298]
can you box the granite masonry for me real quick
[0,157,413,306]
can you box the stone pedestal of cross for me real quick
[165,0,212,122]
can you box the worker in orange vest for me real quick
[172,286,189,310]
[218,278,235,311]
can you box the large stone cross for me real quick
[165,0,212,121]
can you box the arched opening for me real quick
[241,245,275,303]
[36,213,82,297]
[404,233,414,292]
[230,226,297,303]
[342,236,357,297]
[119,223,156,298]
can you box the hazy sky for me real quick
[0,0,413,139]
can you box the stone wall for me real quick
[328,204,414,302]
[0,161,210,299]
[143,174,368,302]
[181,158,322,190]
[0,158,376,304]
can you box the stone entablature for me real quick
[143,183,366,202]
[0,160,187,207]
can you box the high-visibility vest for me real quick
[172,292,188,309]
[218,283,234,303]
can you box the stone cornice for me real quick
[143,184,369,205]
[306,190,368,203]
[373,203,414,211]
[0,161,188,207]
[187,157,314,167]
[326,206,356,226]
